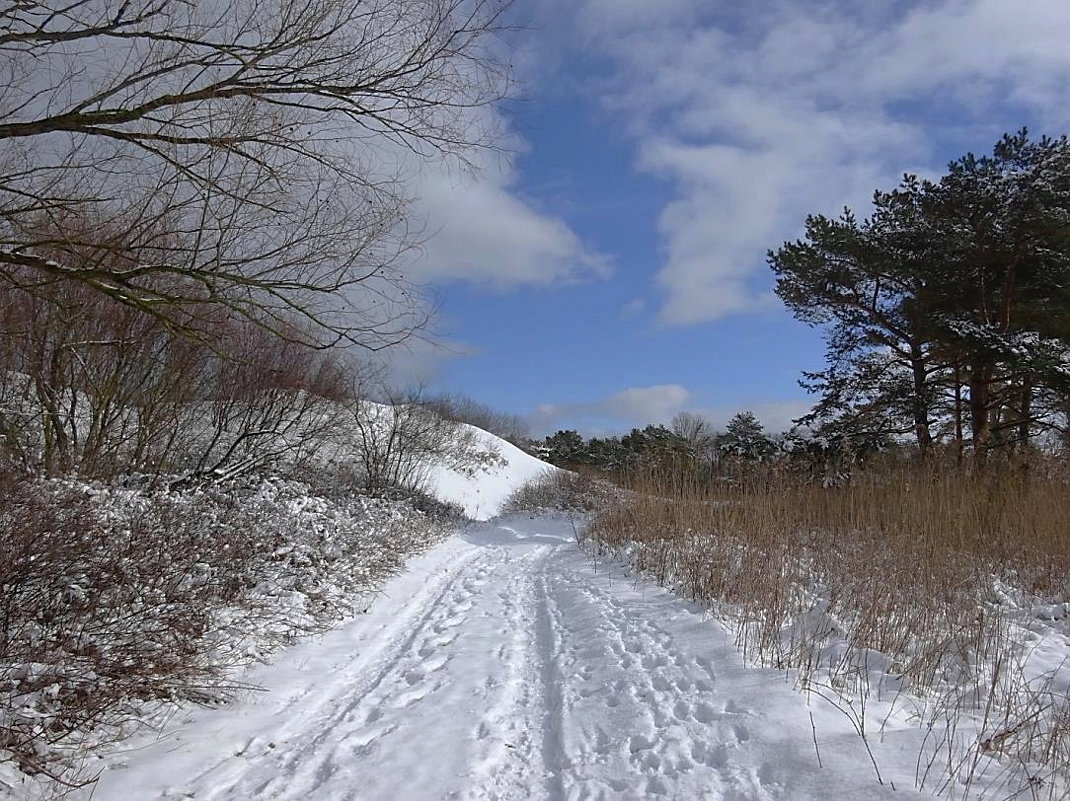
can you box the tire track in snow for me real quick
[87,515,934,801]
[135,542,491,800]
[535,561,568,801]
[463,545,550,801]
[263,553,497,799]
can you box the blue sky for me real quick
[391,0,1070,437]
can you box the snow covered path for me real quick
[86,515,935,801]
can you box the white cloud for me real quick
[396,106,610,289]
[409,156,610,288]
[529,383,692,434]
[555,0,1070,325]
[603,384,692,421]
[346,106,609,378]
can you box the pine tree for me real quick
[715,412,775,461]
[770,130,1070,460]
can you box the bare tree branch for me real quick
[0,0,513,347]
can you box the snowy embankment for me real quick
[423,422,557,520]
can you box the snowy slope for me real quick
[423,423,557,520]
[65,515,936,801]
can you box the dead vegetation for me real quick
[585,461,1070,798]
[0,473,451,791]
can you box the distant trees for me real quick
[539,430,588,466]
[537,425,685,474]
[537,412,780,477]
[770,130,1070,462]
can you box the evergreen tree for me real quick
[715,412,775,461]
[769,182,941,453]
[919,131,1070,452]
[770,130,1070,460]
[541,430,585,466]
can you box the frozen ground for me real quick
[72,514,938,801]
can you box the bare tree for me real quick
[173,322,350,482]
[0,261,351,479]
[0,0,512,346]
[341,373,501,496]
[671,411,716,465]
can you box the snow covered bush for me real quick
[0,474,450,786]
[340,392,504,496]
[500,469,618,515]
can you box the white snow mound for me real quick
[423,423,556,521]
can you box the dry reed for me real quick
[584,461,1070,798]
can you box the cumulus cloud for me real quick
[529,384,692,434]
[409,157,610,288]
[602,384,693,421]
[397,106,610,289]
[351,105,608,378]
[527,385,812,437]
[550,0,1070,325]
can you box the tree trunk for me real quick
[1017,379,1033,451]
[954,362,964,467]
[909,343,932,456]
[968,360,994,463]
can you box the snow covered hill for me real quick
[423,422,557,520]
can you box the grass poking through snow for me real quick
[584,462,1070,799]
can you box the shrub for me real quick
[500,469,620,515]
[0,474,450,785]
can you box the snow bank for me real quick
[422,423,557,521]
[315,399,558,521]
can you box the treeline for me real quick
[770,130,1070,464]
[535,411,784,477]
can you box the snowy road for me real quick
[88,515,934,800]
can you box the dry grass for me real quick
[584,461,1070,798]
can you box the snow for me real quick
[5,420,1062,799]
[24,513,939,801]
[423,422,559,520]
